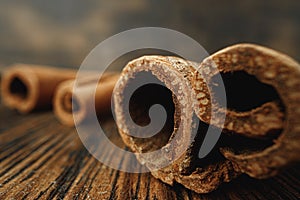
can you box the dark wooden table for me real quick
[1,104,300,200]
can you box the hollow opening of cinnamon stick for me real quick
[60,91,80,113]
[211,71,284,112]
[125,71,176,152]
[9,77,28,100]
[201,70,285,156]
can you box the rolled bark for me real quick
[193,44,285,138]
[113,44,300,193]
[53,73,120,126]
[1,64,77,113]
[113,55,238,193]
[197,44,300,178]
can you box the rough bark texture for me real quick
[113,44,300,193]
[113,56,238,193]
[195,44,300,179]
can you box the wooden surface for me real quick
[1,104,300,200]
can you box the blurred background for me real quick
[0,0,299,70]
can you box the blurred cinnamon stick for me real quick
[1,64,77,113]
[53,73,120,126]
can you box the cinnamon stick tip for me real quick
[1,65,39,113]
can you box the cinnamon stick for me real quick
[113,55,238,193]
[198,44,300,178]
[53,73,120,126]
[193,44,285,138]
[113,44,300,193]
[1,64,77,113]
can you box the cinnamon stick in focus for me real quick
[53,73,120,126]
[113,55,238,193]
[113,44,300,193]
[197,44,300,178]
[1,64,77,113]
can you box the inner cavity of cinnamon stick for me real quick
[212,71,283,112]
[125,71,176,152]
[207,70,285,138]
[9,77,29,100]
[61,91,79,113]
[53,79,81,126]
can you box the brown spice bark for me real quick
[113,44,300,193]
[195,44,300,178]
[113,56,238,193]
[1,64,77,113]
[53,73,120,126]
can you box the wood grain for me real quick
[0,105,300,199]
